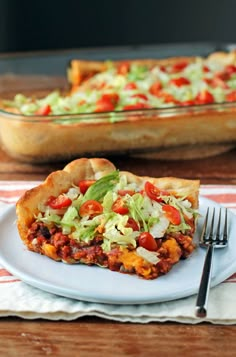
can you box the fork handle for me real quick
[195,244,214,318]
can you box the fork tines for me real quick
[200,207,228,247]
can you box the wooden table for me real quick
[0,145,236,357]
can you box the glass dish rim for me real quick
[0,100,236,123]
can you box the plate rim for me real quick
[0,196,235,305]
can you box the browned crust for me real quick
[16,158,200,247]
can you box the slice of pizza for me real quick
[16,158,200,279]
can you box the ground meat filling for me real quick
[27,222,108,265]
[26,220,195,279]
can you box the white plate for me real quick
[0,197,235,305]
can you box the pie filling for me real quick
[25,170,198,279]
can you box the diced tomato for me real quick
[126,217,139,231]
[149,81,162,96]
[112,197,129,215]
[162,204,181,225]
[118,189,135,196]
[131,93,148,101]
[123,103,150,110]
[138,232,158,251]
[117,62,130,75]
[95,98,115,112]
[170,77,190,87]
[47,195,72,209]
[35,104,51,116]
[79,200,103,217]
[226,90,236,102]
[79,180,96,194]
[169,61,188,73]
[195,90,214,104]
[144,181,169,202]
[124,82,137,90]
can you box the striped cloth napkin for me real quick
[0,181,235,324]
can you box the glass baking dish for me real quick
[0,43,236,163]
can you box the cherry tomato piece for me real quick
[162,204,181,225]
[170,77,190,87]
[79,180,96,194]
[159,65,167,72]
[126,217,140,231]
[117,62,130,75]
[124,82,137,90]
[195,90,214,104]
[149,81,162,96]
[138,232,158,251]
[158,91,179,104]
[169,61,188,73]
[35,104,51,116]
[123,103,150,110]
[101,93,119,105]
[132,93,148,101]
[47,195,72,209]
[112,197,129,214]
[225,64,236,75]
[79,200,103,217]
[203,65,210,72]
[144,181,169,202]
[180,100,195,106]
[226,90,236,102]
[95,98,115,112]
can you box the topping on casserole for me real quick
[4,51,236,116]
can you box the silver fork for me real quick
[195,207,228,318]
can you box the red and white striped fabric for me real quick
[0,181,235,323]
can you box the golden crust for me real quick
[16,158,200,248]
[2,51,236,163]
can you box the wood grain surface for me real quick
[0,318,236,357]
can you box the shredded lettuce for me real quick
[167,222,191,234]
[36,211,61,225]
[72,223,99,243]
[103,191,117,213]
[126,193,148,231]
[102,213,138,251]
[60,206,79,234]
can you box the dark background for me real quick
[0,0,236,53]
